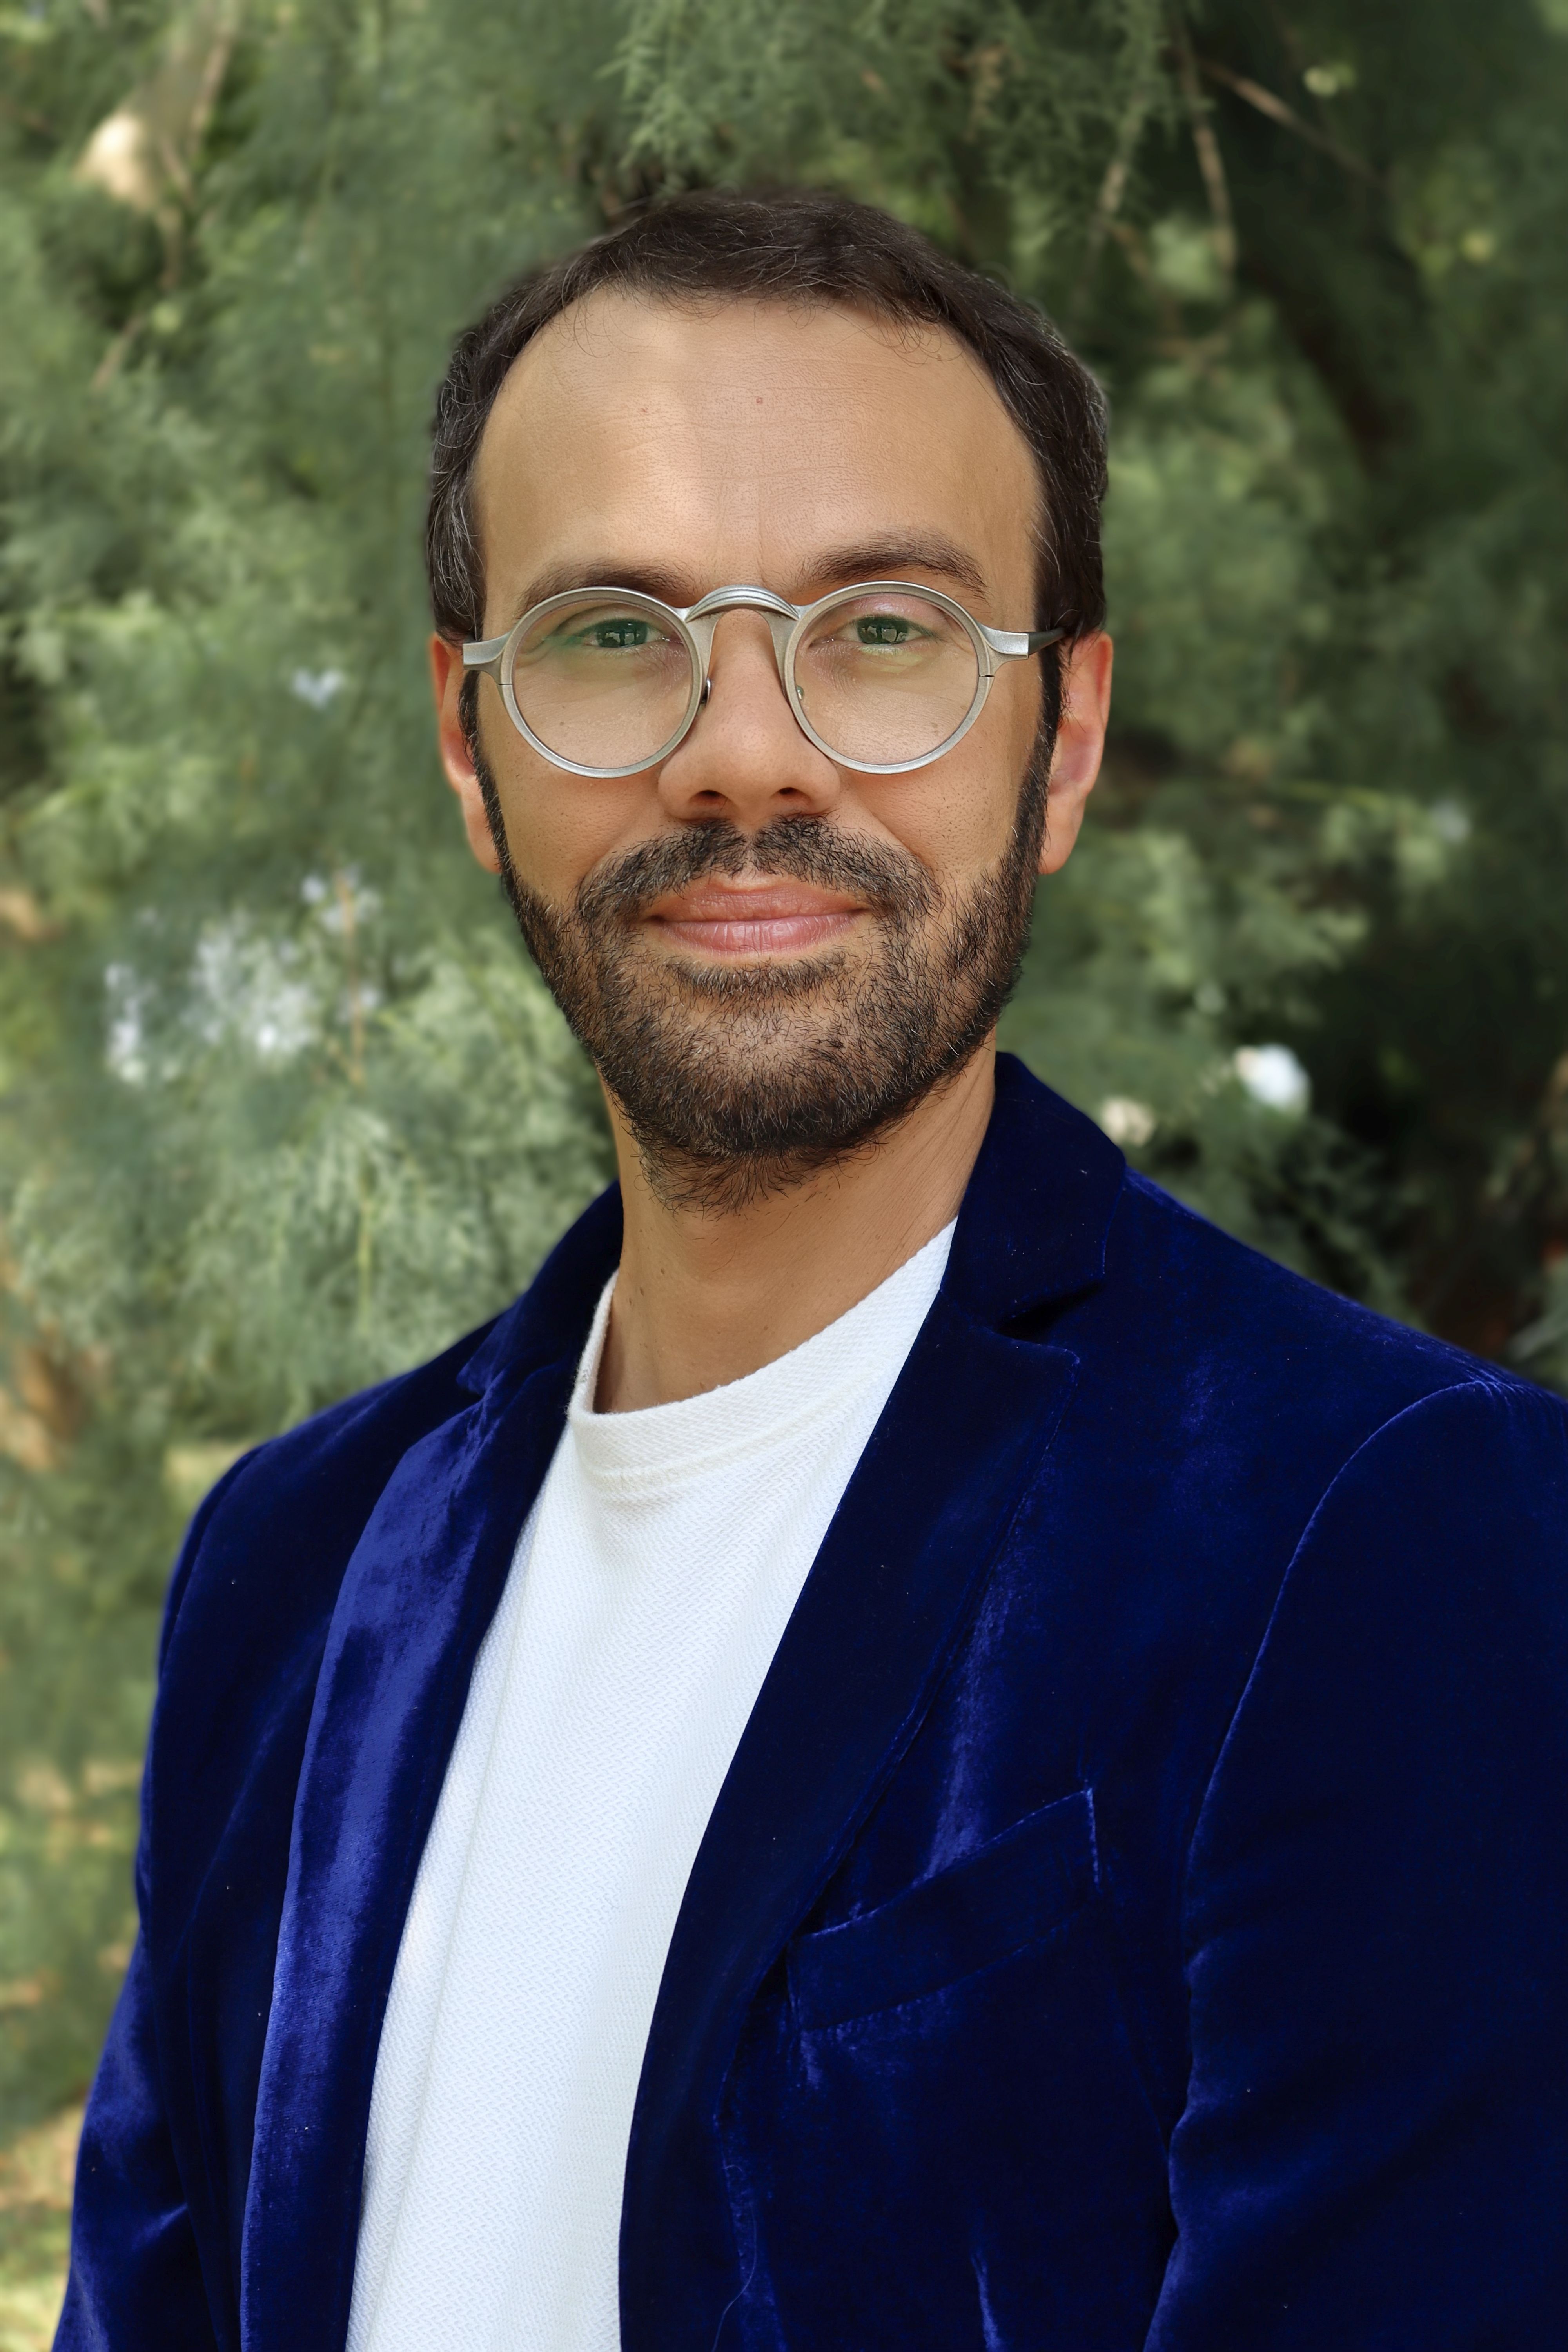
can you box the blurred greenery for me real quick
[1,0,1566,2164]
[0,2103,76,2350]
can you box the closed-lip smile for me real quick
[643,878,865,958]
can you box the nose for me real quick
[655,611,842,831]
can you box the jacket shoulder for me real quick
[1109,1163,1530,1406]
[1049,1165,1563,1706]
[143,1318,504,1936]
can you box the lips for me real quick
[645,879,864,958]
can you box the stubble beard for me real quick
[471,723,1051,1214]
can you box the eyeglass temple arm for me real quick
[463,638,509,668]
[978,624,1065,659]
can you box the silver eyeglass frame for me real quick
[462,580,1063,779]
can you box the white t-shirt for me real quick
[347,1220,955,2352]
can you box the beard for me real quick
[471,716,1050,1212]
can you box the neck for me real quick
[595,1045,996,1412]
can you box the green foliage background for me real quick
[2,0,1566,2127]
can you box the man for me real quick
[60,189,1568,2352]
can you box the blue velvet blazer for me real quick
[59,1056,1568,2350]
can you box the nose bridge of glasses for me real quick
[681,586,800,686]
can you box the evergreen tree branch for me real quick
[1197,56,1379,188]
[1170,11,1236,278]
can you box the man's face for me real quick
[436,292,1108,1203]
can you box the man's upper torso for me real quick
[58,1056,1568,2350]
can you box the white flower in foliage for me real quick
[1099,1097,1158,1147]
[1234,1045,1310,1115]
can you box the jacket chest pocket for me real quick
[788,1787,1098,2031]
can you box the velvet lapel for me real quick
[236,1187,623,2352]
[620,1056,1125,2352]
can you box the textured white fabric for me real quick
[347,1219,955,2352]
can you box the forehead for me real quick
[470,290,1040,620]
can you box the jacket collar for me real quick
[456,1176,624,1400]
[944,1050,1125,1327]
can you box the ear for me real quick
[1038,631,1113,877]
[430,634,503,875]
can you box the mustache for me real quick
[575,817,940,929]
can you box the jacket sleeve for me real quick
[54,1928,218,2350]
[1146,1376,1568,2349]
[54,1463,255,2352]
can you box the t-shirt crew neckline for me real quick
[566,1219,958,1498]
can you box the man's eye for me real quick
[855,615,913,648]
[583,618,651,650]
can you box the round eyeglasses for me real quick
[462,581,1063,779]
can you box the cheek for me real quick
[863,684,1035,879]
[488,737,657,899]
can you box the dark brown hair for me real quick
[425,187,1107,652]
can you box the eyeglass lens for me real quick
[508,590,983,773]
[792,590,980,768]
[511,598,694,773]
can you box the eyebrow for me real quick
[513,532,991,624]
[802,535,991,602]
[516,558,708,617]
